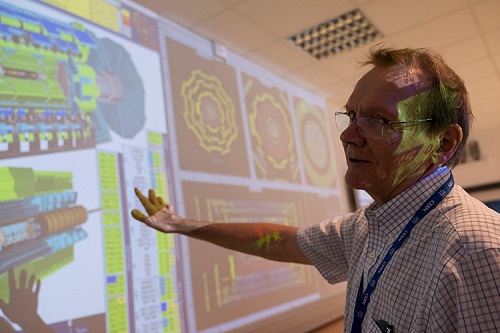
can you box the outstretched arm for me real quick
[131,188,311,264]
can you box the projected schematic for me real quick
[181,181,320,331]
[181,69,238,156]
[0,2,145,160]
[294,98,336,188]
[200,199,311,303]
[0,167,91,303]
[166,37,250,176]
[243,73,300,183]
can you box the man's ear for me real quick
[436,124,463,166]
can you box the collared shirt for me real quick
[297,167,500,332]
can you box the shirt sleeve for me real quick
[428,248,500,332]
[297,213,360,284]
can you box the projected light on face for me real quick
[379,67,440,189]
[388,93,441,186]
[343,65,441,202]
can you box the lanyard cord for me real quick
[350,173,454,333]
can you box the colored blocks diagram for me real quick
[0,2,145,159]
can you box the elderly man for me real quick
[132,47,500,332]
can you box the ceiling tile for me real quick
[467,75,500,97]
[216,0,247,5]
[362,0,467,35]
[284,62,340,88]
[245,40,316,75]
[493,53,500,70]
[353,0,379,4]
[390,9,478,48]
[191,10,276,54]
[134,0,226,28]
[484,29,500,55]
[472,0,500,32]
[320,43,373,81]
[439,37,489,67]
[234,0,356,37]
[455,58,496,83]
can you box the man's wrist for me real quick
[180,219,211,234]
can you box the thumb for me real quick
[131,209,148,222]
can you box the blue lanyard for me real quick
[350,173,454,333]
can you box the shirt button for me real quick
[369,251,376,258]
[388,236,394,243]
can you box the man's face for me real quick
[341,65,442,204]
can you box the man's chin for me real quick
[345,172,373,191]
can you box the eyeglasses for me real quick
[334,111,433,138]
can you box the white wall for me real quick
[453,124,500,189]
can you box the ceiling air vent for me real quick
[287,9,383,60]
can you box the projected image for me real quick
[1,0,345,331]
[0,1,145,160]
[181,69,238,156]
[243,73,300,183]
[180,181,339,331]
[166,38,250,177]
[0,167,88,282]
[121,4,160,51]
[294,97,336,187]
[87,33,145,144]
[158,21,344,331]
[0,1,172,332]
[0,150,107,332]
[117,135,182,333]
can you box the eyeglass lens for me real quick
[335,113,383,138]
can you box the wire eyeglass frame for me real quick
[334,111,433,138]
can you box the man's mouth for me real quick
[347,157,370,164]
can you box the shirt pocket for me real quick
[364,317,387,333]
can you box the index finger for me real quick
[148,189,161,206]
[134,188,156,213]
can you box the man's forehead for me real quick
[383,64,431,92]
[348,64,433,112]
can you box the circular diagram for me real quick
[181,70,238,155]
[295,100,335,187]
[249,93,297,177]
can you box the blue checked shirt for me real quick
[298,167,500,332]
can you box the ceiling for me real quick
[134,0,500,134]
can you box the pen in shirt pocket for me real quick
[376,319,395,332]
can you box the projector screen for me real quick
[0,1,348,332]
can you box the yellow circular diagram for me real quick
[181,70,238,155]
[295,100,335,187]
[249,93,297,175]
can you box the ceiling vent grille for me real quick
[287,9,383,60]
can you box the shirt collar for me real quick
[365,167,452,240]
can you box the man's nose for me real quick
[340,119,364,144]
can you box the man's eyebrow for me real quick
[344,105,390,115]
